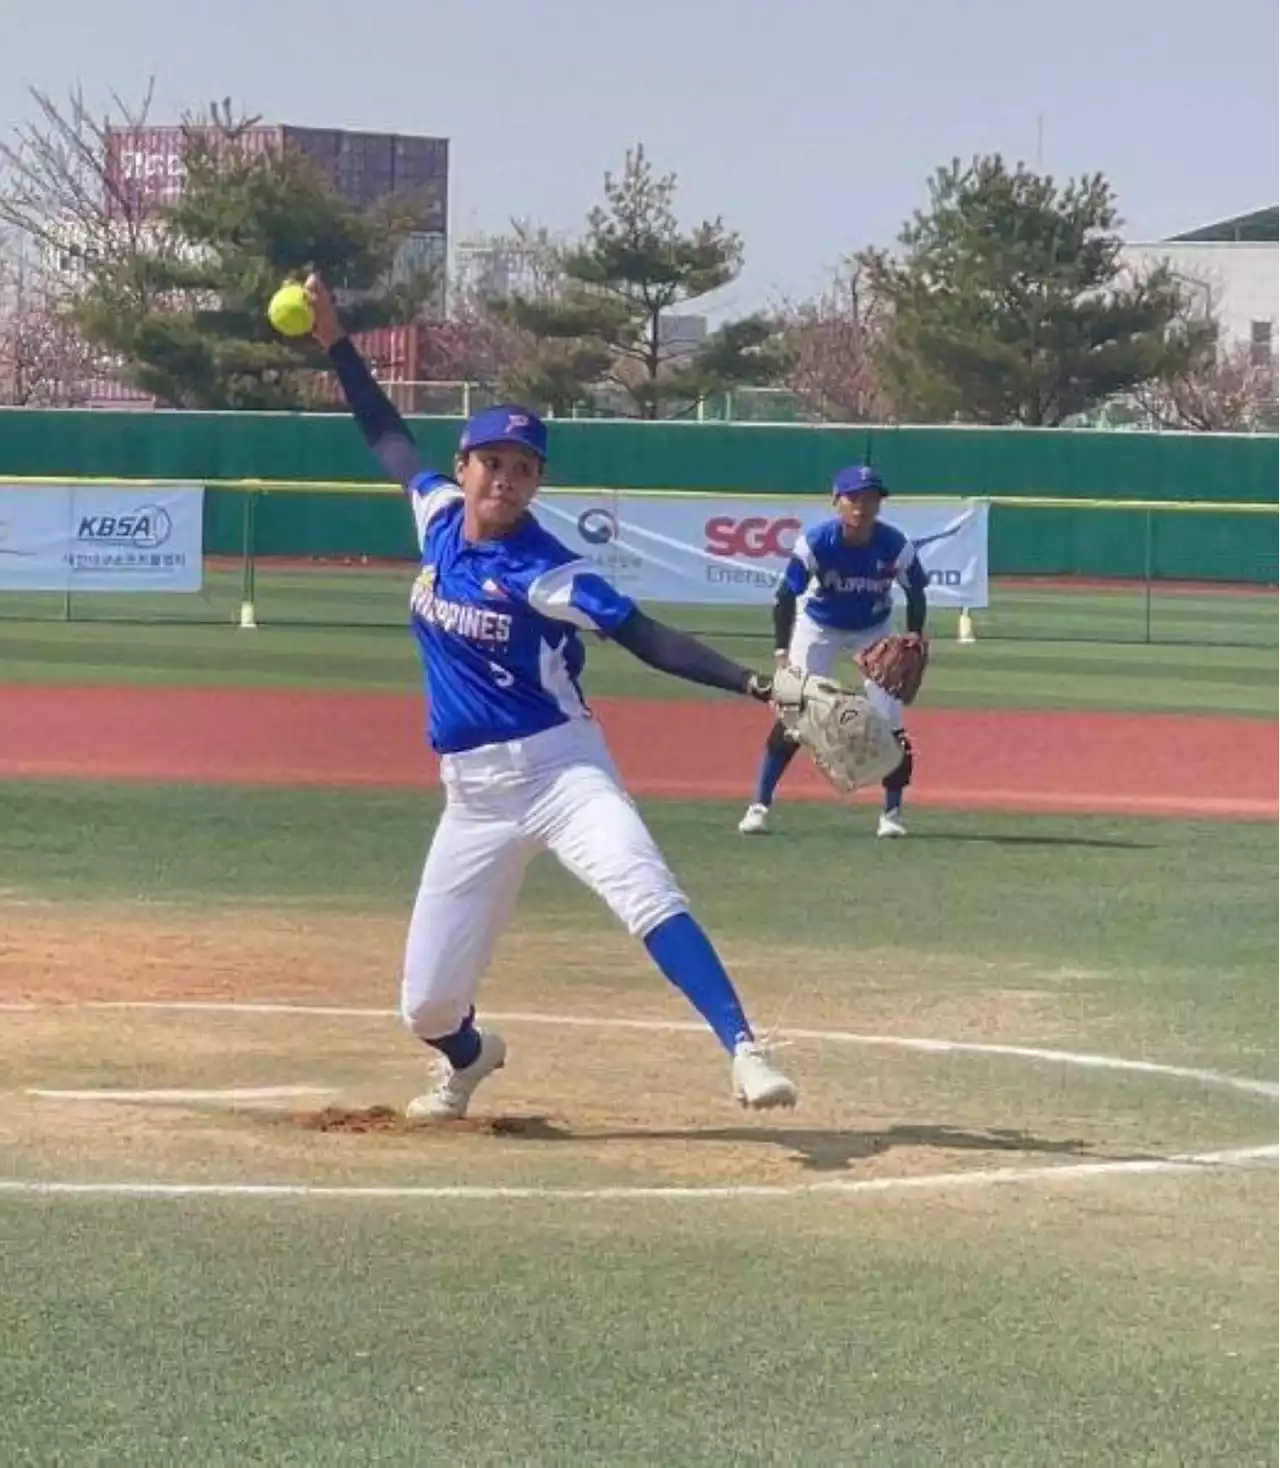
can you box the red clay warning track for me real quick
[1,685,1274,820]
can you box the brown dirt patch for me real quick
[0,903,1082,1050]
[3,899,1268,1194]
[293,1105,417,1134]
[290,1106,550,1136]
[2,996,1267,1195]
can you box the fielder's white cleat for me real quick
[876,811,908,838]
[406,1031,507,1121]
[731,1040,798,1110]
[738,803,771,835]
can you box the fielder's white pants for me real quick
[788,615,906,730]
[402,719,688,1040]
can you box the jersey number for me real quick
[487,661,515,689]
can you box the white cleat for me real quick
[876,811,908,838]
[731,1040,798,1110]
[738,803,771,835]
[405,1031,508,1121]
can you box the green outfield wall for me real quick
[3,410,1276,582]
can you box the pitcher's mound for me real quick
[291,1105,552,1136]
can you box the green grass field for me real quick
[4,560,1277,642]
[1,566,1277,716]
[1,781,1276,1465]
[2,552,1276,1464]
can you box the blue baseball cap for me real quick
[458,403,548,461]
[832,463,888,498]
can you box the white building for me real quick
[451,230,569,303]
[1120,206,1278,362]
[450,232,708,362]
[656,312,708,361]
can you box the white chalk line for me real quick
[18,998,1276,1103]
[4,999,1274,1205]
[0,1144,1274,1203]
[27,1085,335,1104]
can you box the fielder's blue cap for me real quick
[832,463,888,498]
[458,403,548,461]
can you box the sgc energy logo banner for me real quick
[535,492,989,608]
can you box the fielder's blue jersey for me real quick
[407,475,637,754]
[783,518,925,632]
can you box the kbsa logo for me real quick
[704,515,802,560]
[76,504,173,549]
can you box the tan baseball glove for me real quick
[768,665,905,795]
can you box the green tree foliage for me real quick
[497,145,785,417]
[72,121,436,409]
[860,155,1207,425]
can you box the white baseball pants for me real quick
[401,720,688,1040]
[788,615,905,730]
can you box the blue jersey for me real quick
[783,517,926,632]
[408,474,637,754]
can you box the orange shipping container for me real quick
[349,323,426,381]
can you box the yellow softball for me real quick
[267,282,315,338]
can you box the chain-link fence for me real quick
[1,482,1274,649]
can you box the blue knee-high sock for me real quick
[753,731,799,807]
[424,1006,482,1069]
[643,913,754,1054]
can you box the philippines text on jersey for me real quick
[410,564,513,647]
[406,483,638,755]
[816,566,897,595]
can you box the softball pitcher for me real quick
[305,276,796,1121]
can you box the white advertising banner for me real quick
[0,484,204,592]
[535,492,989,608]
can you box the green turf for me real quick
[1,556,1275,1465]
[1,583,1277,715]
[1,1184,1275,1468]
[2,780,1276,1464]
[2,563,1275,646]
[3,780,1276,1074]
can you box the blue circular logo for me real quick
[130,505,173,549]
[577,508,618,545]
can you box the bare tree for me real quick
[1122,261,1279,431]
[0,82,168,285]
[0,82,178,404]
[776,262,892,422]
[412,220,615,413]
[1134,341,1279,432]
[0,86,271,389]
[0,230,99,404]
[419,294,531,387]
[421,222,563,384]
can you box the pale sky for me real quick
[5,0,1277,318]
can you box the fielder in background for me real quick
[303,275,798,1122]
[739,465,929,838]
